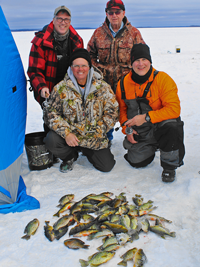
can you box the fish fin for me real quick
[21,234,30,240]
[53,212,59,217]
[96,245,102,251]
[170,231,176,238]
[83,245,90,249]
[161,235,166,239]
[79,259,89,267]
[117,260,127,266]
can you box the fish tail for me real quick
[170,231,176,238]
[21,234,30,240]
[79,259,89,267]
[53,212,60,217]
[83,245,90,249]
[117,260,127,266]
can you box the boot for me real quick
[162,169,176,183]
[59,158,74,173]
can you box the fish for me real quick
[64,238,89,250]
[101,192,114,198]
[81,214,95,223]
[73,229,98,237]
[132,195,144,206]
[97,236,118,251]
[117,247,138,266]
[53,202,74,217]
[53,214,74,231]
[70,201,83,214]
[140,218,150,233]
[54,225,68,240]
[116,233,131,246]
[133,248,147,267]
[87,229,114,240]
[150,225,176,239]
[79,251,115,267]
[146,214,172,223]
[103,221,128,234]
[44,221,55,242]
[57,193,74,207]
[97,209,116,222]
[21,218,39,240]
[110,214,121,223]
[138,206,157,216]
[138,200,154,211]
[103,244,121,252]
[87,194,112,202]
[69,219,97,236]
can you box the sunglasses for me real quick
[107,10,122,16]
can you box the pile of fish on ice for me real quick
[21,192,176,266]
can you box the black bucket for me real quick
[25,132,53,171]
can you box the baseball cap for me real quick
[54,5,71,17]
[105,0,125,11]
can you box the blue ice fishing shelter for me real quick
[0,6,40,213]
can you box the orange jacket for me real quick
[116,68,181,134]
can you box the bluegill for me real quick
[64,238,89,249]
[21,218,39,240]
[79,251,115,267]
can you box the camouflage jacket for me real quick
[87,17,145,92]
[43,67,119,150]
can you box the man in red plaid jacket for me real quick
[27,5,83,107]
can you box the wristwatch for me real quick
[145,113,151,122]
[125,127,133,135]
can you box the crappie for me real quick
[44,221,55,242]
[21,218,39,240]
[64,238,89,249]
[79,251,115,267]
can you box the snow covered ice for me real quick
[0,27,200,267]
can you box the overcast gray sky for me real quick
[1,0,200,30]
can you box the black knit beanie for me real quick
[69,48,92,68]
[131,43,152,65]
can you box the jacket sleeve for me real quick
[87,30,105,70]
[115,80,128,134]
[43,87,73,139]
[27,43,48,95]
[99,85,119,134]
[149,73,181,124]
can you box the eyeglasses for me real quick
[72,65,89,69]
[55,17,71,23]
[107,10,122,16]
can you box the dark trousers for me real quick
[44,130,115,172]
[124,119,185,170]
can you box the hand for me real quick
[41,87,50,98]
[125,114,146,127]
[126,128,138,144]
[65,133,80,147]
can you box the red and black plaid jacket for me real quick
[27,21,84,106]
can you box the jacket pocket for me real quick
[98,44,111,63]
[117,39,133,64]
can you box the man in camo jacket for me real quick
[43,49,119,173]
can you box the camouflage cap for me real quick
[54,5,71,17]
